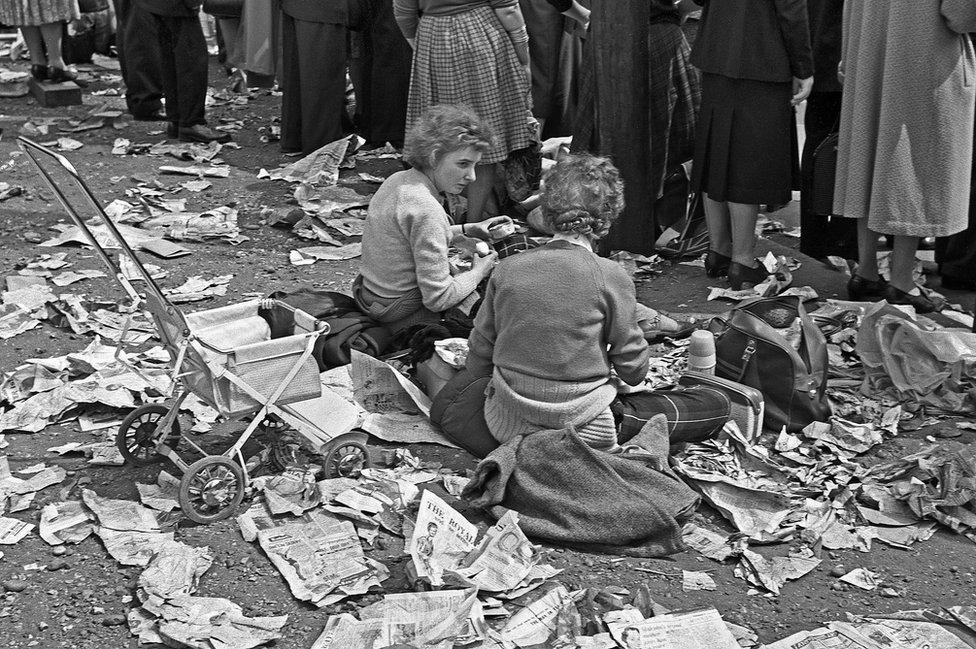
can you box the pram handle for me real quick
[16,136,186,328]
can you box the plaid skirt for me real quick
[0,0,79,26]
[407,6,535,165]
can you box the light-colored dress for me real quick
[0,0,79,26]
[833,1,976,237]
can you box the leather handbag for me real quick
[707,296,830,433]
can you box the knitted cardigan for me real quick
[359,168,481,314]
[468,240,650,444]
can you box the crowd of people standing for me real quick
[4,0,976,304]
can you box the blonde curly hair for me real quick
[541,153,625,240]
[403,104,494,171]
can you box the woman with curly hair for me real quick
[463,153,730,452]
[394,0,536,223]
[354,104,515,335]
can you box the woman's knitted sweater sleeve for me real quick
[602,263,650,385]
[398,196,482,313]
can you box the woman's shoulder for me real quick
[375,169,442,207]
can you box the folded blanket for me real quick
[461,415,700,557]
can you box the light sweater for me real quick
[394,0,518,38]
[468,240,650,443]
[359,168,481,314]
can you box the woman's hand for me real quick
[471,249,499,277]
[791,76,813,106]
[465,216,516,240]
[837,60,845,86]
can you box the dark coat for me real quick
[690,0,814,83]
[136,0,201,17]
[281,0,347,24]
[808,0,843,93]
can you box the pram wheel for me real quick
[324,440,369,478]
[179,456,245,524]
[117,404,182,466]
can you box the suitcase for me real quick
[678,371,764,442]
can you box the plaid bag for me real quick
[501,142,542,203]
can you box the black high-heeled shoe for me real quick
[728,260,771,291]
[47,66,87,87]
[705,250,732,278]
[882,284,937,313]
[30,64,48,81]
[847,274,888,301]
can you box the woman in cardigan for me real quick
[464,154,730,452]
[394,0,536,223]
[354,104,513,335]
[689,0,813,290]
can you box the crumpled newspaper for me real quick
[856,302,976,414]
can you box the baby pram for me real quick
[18,137,370,524]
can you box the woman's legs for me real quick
[728,201,761,267]
[464,163,497,223]
[39,22,66,70]
[855,217,880,280]
[703,193,731,257]
[613,387,731,445]
[888,234,921,293]
[19,27,46,66]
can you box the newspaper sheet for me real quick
[835,619,972,649]
[762,627,880,649]
[257,465,321,516]
[137,540,214,603]
[135,595,287,649]
[39,500,95,545]
[614,608,741,649]
[357,588,487,648]
[257,510,385,606]
[682,523,735,561]
[82,488,161,532]
[0,515,33,544]
[499,585,580,648]
[674,466,792,539]
[136,471,181,512]
[360,411,459,448]
[351,349,431,416]
[96,528,175,566]
[455,511,539,593]
[409,489,477,586]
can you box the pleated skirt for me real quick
[691,72,798,206]
[0,0,79,26]
[406,5,534,165]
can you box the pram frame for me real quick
[18,137,370,523]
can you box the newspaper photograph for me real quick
[409,489,477,586]
[456,510,540,593]
[612,608,741,649]
[499,584,580,648]
[257,510,385,606]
